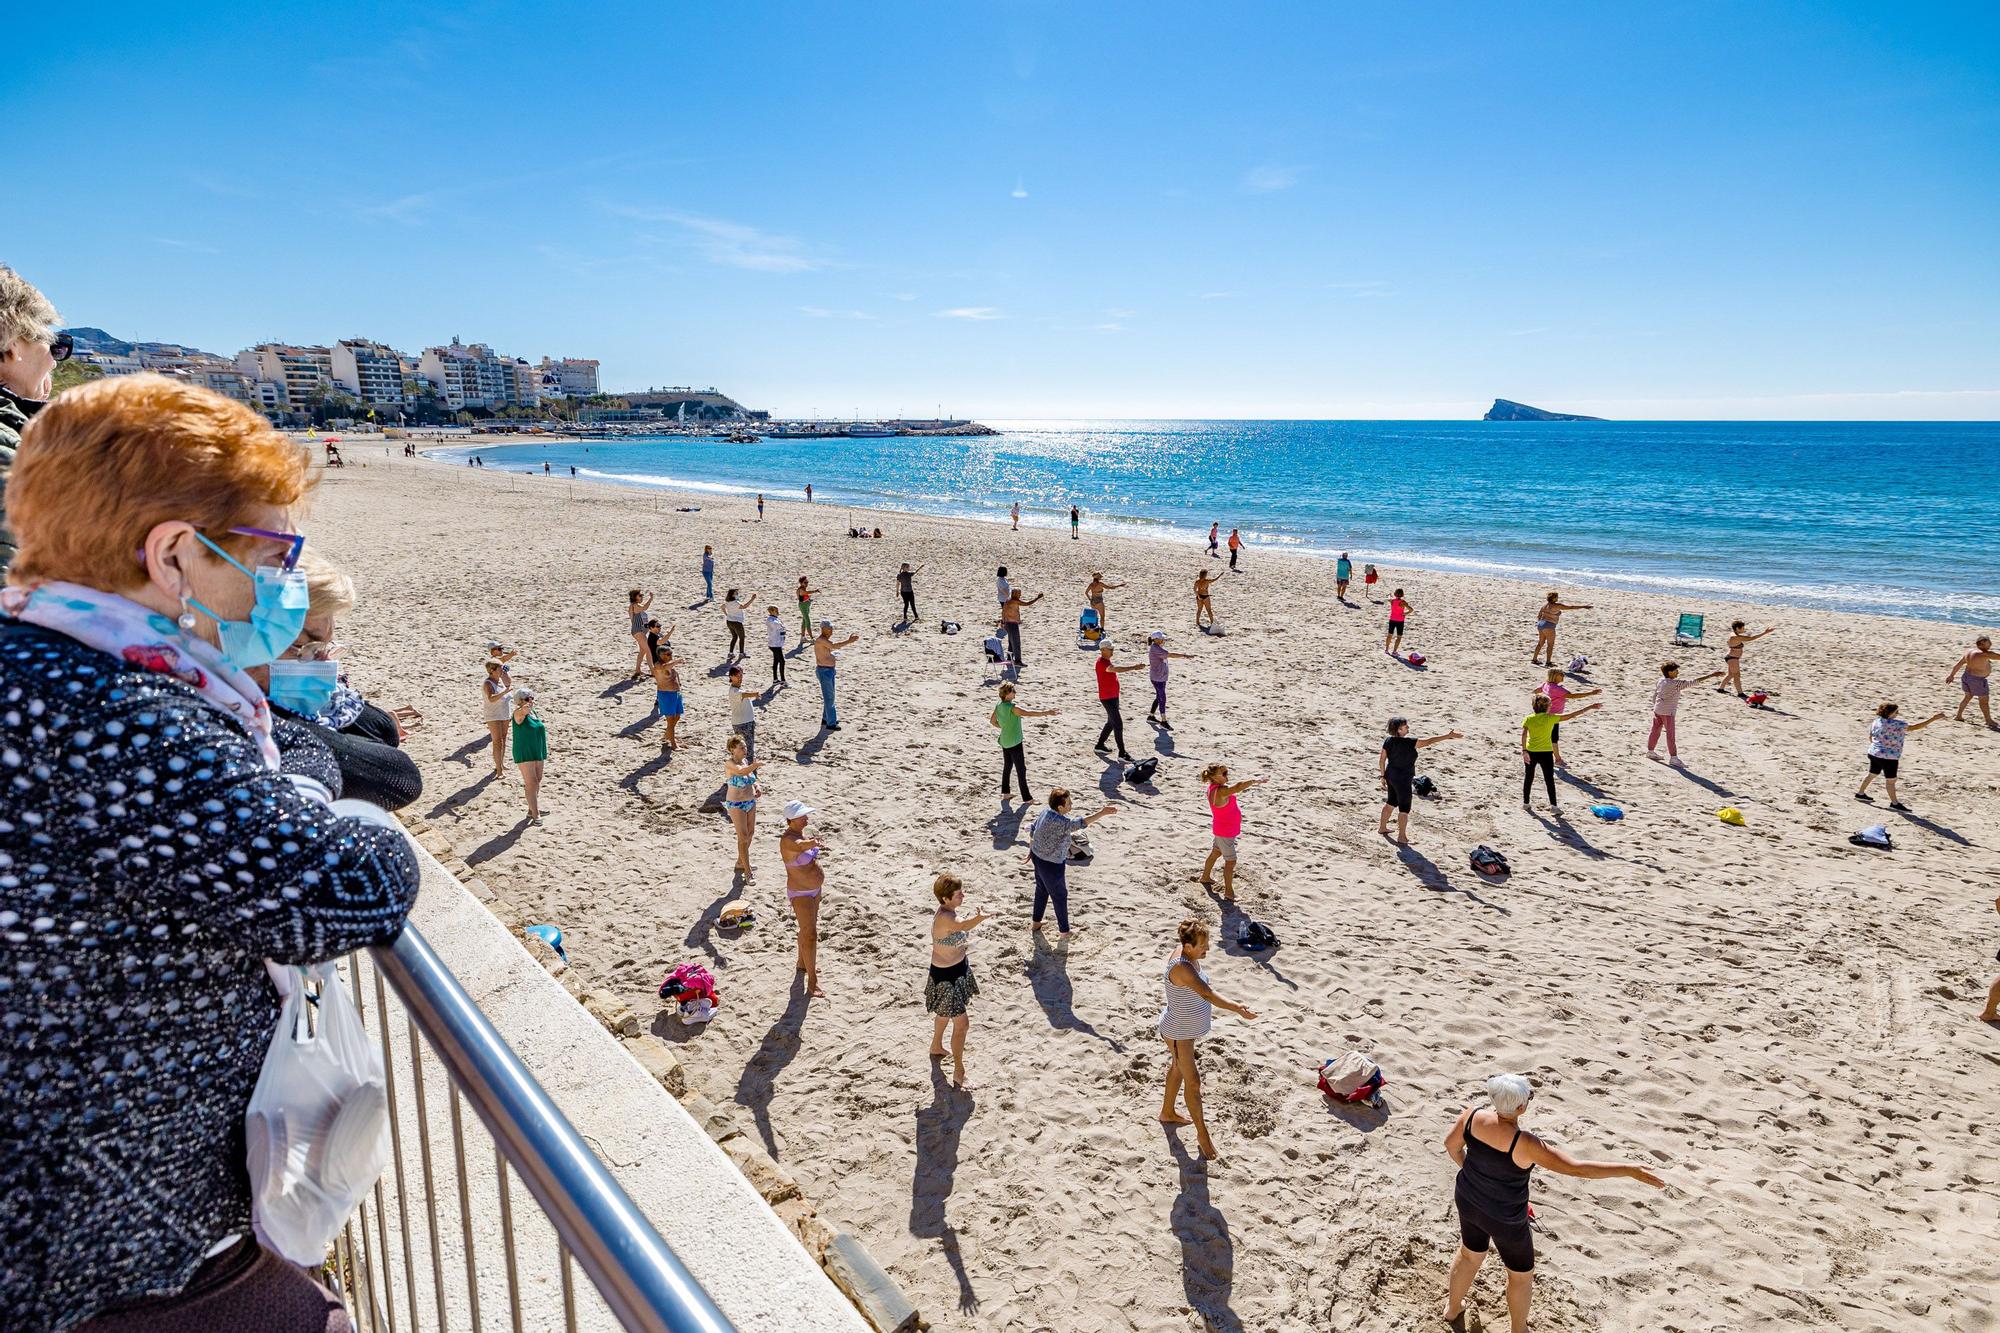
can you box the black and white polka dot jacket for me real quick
[0,619,421,1330]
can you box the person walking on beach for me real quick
[1011,502,1021,531]
[1530,592,1592,667]
[1385,588,1413,655]
[1947,635,1997,726]
[723,587,754,660]
[722,734,762,879]
[700,545,716,602]
[927,872,990,1089]
[1146,630,1191,729]
[1002,587,1042,667]
[1443,1074,1664,1333]
[1523,694,1600,808]
[1227,527,1243,570]
[1379,718,1463,845]
[1194,569,1217,631]
[1717,621,1774,696]
[1645,661,1721,766]
[1855,702,1947,810]
[1198,763,1266,899]
[765,606,788,685]
[651,644,688,751]
[991,682,1058,802]
[1027,789,1118,936]
[779,801,827,997]
[726,664,758,760]
[896,562,924,624]
[1093,643,1144,760]
[1207,522,1220,557]
[1536,668,1602,770]
[511,688,548,825]
[1337,552,1353,601]
[1070,504,1081,539]
[813,621,859,731]
[1159,917,1257,1161]
[1085,571,1126,632]
[1363,563,1379,599]
[481,661,512,776]
[627,588,654,679]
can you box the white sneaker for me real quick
[1645,750,1661,761]
[1668,756,1686,768]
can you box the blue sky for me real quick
[8,2,1998,418]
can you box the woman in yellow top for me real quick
[1521,694,1600,810]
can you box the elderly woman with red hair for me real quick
[0,374,419,1331]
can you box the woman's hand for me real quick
[1233,1003,1258,1020]
[1627,1164,1665,1188]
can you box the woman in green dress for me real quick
[511,688,549,824]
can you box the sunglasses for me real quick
[49,332,73,362]
[225,525,306,572]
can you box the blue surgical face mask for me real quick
[185,533,310,671]
[267,659,339,716]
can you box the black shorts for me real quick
[1550,723,1561,743]
[1868,754,1899,778]
[1383,773,1414,813]
[1456,1195,1534,1273]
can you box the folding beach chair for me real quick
[1672,613,1705,646]
[1076,607,1104,648]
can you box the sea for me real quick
[431,420,2000,626]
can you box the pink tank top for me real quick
[1209,784,1242,837]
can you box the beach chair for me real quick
[1672,613,1705,646]
[1076,607,1104,648]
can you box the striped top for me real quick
[1157,951,1214,1039]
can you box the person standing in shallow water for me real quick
[1070,504,1080,539]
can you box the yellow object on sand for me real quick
[1717,807,1746,826]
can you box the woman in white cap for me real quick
[779,799,827,996]
[1145,629,1191,730]
[510,687,548,824]
[1443,1073,1664,1333]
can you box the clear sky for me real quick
[8,2,1997,419]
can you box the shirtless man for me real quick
[1001,587,1043,667]
[1948,635,1997,726]
[1194,569,1218,630]
[813,621,860,731]
[1086,571,1126,631]
[1531,591,1593,666]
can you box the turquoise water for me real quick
[433,420,2000,625]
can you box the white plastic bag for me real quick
[245,961,392,1265]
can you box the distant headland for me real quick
[1483,398,1604,422]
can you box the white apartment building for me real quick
[509,358,543,409]
[235,344,334,407]
[176,357,256,403]
[539,356,600,398]
[419,338,518,410]
[330,339,408,408]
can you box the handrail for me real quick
[369,925,735,1333]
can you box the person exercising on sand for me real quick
[1718,621,1775,697]
[1947,635,1996,727]
[1194,569,1217,630]
[1531,592,1592,666]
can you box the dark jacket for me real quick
[0,385,41,576]
[0,618,421,1330]
[271,699,424,810]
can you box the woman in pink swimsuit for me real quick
[1197,762,1267,901]
[780,799,827,997]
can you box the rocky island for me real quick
[1483,398,1604,421]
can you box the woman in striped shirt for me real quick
[1158,917,1257,1160]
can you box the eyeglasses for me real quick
[226,525,306,572]
[48,332,73,362]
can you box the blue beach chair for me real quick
[1672,613,1705,647]
[1077,607,1103,648]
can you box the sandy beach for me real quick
[312,445,1998,1332]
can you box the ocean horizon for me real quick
[432,419,2000,626]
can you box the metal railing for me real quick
[327,926,735,1333]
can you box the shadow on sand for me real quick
[733,972,812,1159]
[910,1062,979,1314]
[1165,1130,1240,1333]
[1026,932,1125,1049]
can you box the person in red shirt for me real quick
[1093,644,1144,760]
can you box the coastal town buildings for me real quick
[331,338,409,409]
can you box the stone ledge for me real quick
[825,1233,922,1333]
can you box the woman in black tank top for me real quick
[1443,1075,1666,1333]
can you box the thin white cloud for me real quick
[799,306,878,321]
[1011,177,1030,199]
[1091,323,1125,333]
[1199,291,1235,300]
[936,307,1004,321]
[892,292,918,302]
[1105,307,1135,319]
[1243,164,1304,193]
[1325,280,1390,296]
[155,237,221,255]
[1508,326,1551,337]
[609,204,823,272]
[356,193,434,225]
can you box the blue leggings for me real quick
[1031,855,1070,932]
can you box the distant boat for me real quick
[843,423,897,438]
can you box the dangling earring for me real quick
[177,596,198,632]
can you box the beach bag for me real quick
[1848,824,1892,849]
[940,620,960,635]
[679,998,716,1025]
[1317,1051,1386,1107]
[1405,651,1426,666]
[1745,691,1769,707]
[244,963,391,1266]
[1237,920,1279,951]
[1067,829,1094,861]
[1470,845,1510,877]
[1124,756,1160,785]
[659,962,718,1005]
[1589,803,1624,821]
[1412,774,1438,799]
[1567,655,1587,674]
[718,903,756,930]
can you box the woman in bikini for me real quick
[1158,916,1257,1160]
[722,735,763,880]
[780,800,827,997]
[627,588,654,679]
[651,645,687,750]
[1193,569,1217,630]
[1717,621,1774,696]
[1086,572,1125,631]
[1530,592,1591,666]
[926,872,991,1088]
[481,661,512,776]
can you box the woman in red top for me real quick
[1093,644,1143,760]
[1198,762,1267,900]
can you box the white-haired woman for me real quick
[0,265,68,576]
[510,687,548,824]
[1443,1074,1665,1333]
